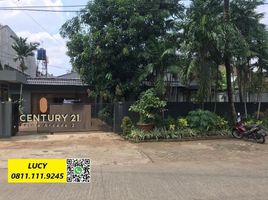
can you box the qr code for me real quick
[66,158,91,183]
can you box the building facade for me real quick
[0,25,37,77]
[0,25,91,114]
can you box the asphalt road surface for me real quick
[0,132,267,200]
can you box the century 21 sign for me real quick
[19,114,80,122]
[20,97,81,123]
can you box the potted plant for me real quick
[129,89,166,131]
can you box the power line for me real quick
[0,8,83,12]
[10,0,66,47]
[0,5,87,8]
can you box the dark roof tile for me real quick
[26,78,85,86]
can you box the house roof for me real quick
[26,77,85,86]
[57,72,80,79]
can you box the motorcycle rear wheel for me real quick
[256,135,265,144]
[232,130,243,139]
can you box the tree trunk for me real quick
[224,0,236,124]
[243,68,248,118]
[19,83,23,114]
[237,67,243,102]
[214,65,219,113]
[257,63,263,119]
[225,56,236,124]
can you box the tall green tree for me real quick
[61,0,184,101]
[223,0,237,123]
[183,0,261,123]
[11,36,39,73]
[183,0,224,104]
[231,0,266,104]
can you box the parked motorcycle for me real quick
[232,113,267,144]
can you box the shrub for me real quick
[211,130,231,136]
[126,128,180,141]
[177,128,198,138]
[125,127,229,142]
[261,117,268,129]
[121,116,133,136]
[216,116,229,130]
[128,129,146,142]
[129,89,166,123]
[165,115,176,130]
[186,109,218,132]
[244,118,263,126]
[177,117,188,129]
[148,128,163,140]
[152,128,179,139]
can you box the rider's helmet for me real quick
[237,112,241,123]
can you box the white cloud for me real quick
[0,0,66,33]
[1,0,266,76]
[2,0,64,16]
[257,5,268,27]
[0,0,76,76]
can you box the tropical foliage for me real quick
[121,116,133,136]
[186,109,228,131]
[129,89,166,123]
[61,0,268,123]
[11,36,39,73]
[61,0,184,100]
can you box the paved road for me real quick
[0,133,268,200]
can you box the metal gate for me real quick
[91,103,114,132]
[0,102,19,137]
[18,103,115,134]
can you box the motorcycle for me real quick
[232,113,267,144]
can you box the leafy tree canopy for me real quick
[61,0,184,101]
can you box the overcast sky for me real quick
[0,0,267,76]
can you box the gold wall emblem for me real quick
[39,97,48,113]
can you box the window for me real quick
[0,84,8,102]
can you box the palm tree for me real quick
[11,36,39,73]
[224,0,237,124]
[10,36,39,114]
[139,39,179,98]
[183,0,224,105]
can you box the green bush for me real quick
[127,129,146,142]
[177,117,188,129]
[261,117,268,129]
[165,115,176,130]
[211,130,231,136]
[186,109,218,132]
[216,116,229,129]
[244,118,263,126]
[125,127,229,142]
[129,89,166,123]
[121,116,133,136]
[151,128,180,139]
[126,128,180,141]
[177,128,198,138]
